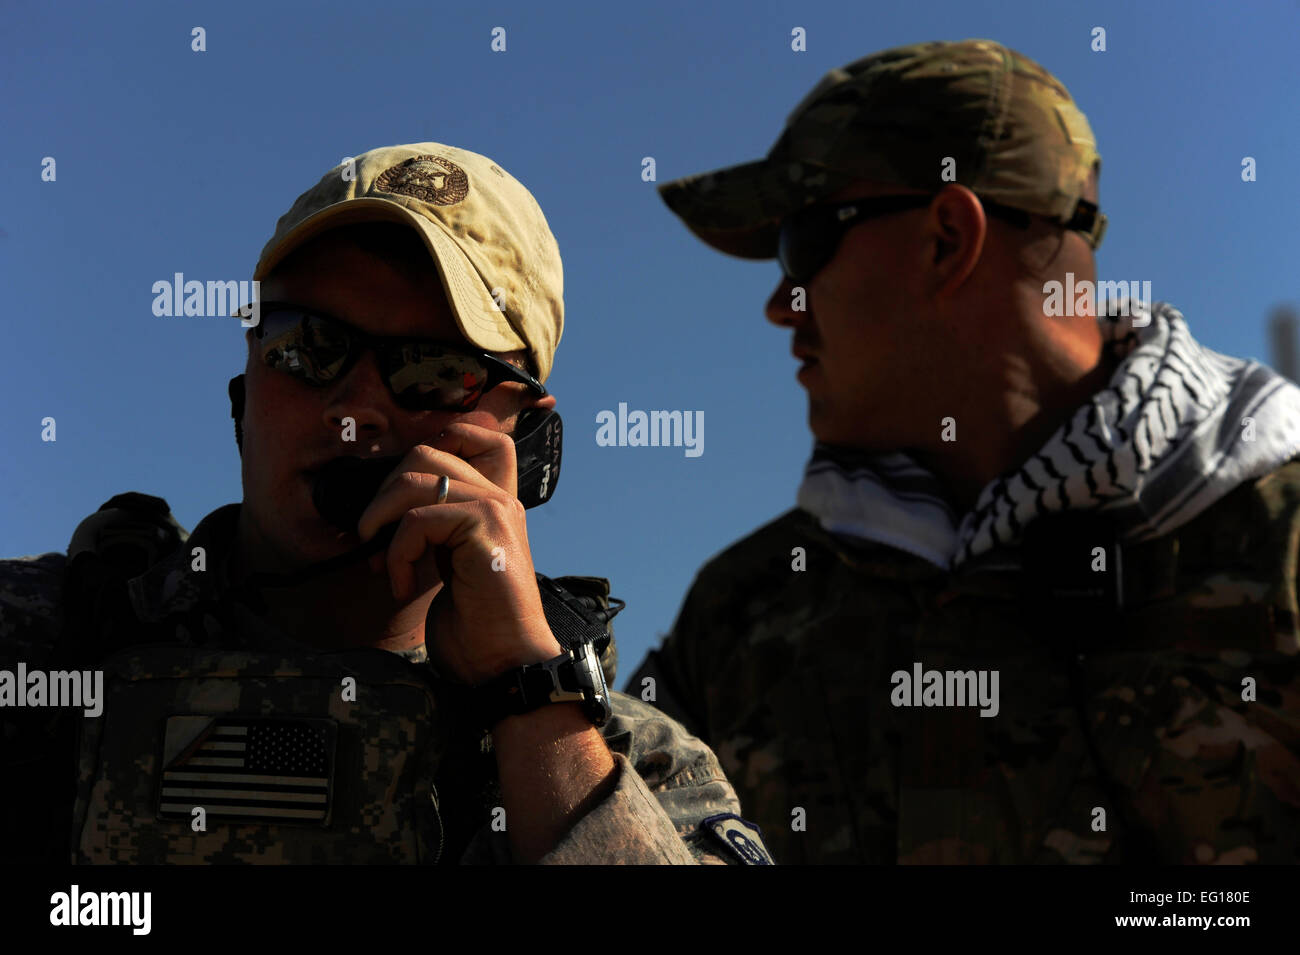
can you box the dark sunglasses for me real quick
[251,302,546,412]
[777,193,1107,283]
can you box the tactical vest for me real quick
[63,493,617,864]
[73,645,447,863]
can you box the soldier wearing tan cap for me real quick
[632,41,1300,864]
[0,143,772,865]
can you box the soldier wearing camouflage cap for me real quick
[0,143,772,865]
[632,40,1300,863]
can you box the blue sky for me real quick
[3,0,1297,688]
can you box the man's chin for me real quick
[807,401,841,445]
[293,520,363,563]
[808,411,875,451]
[241,514,361,576]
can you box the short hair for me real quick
[1006,162,1101,283]
[499,350,538,381]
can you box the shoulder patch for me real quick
[701,813,773,865]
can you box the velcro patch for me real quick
[157,716,336,826]
[701,813,773,865]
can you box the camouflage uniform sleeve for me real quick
[626,574,719,737]
[0,554,74,862]
[0,554,68,643]
[1076,646,1300,864]
[460,691,773,864]
[0,553,69,706]
[626,513,802,737]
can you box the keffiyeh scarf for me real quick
[797,299,1300,570]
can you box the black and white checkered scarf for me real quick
[797,298,1300,570]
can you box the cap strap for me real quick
[1064,198,1107,250]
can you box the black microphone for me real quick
[234,457,406,601]
[311,455,404,532]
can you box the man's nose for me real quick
[765,276,808,328]
[322,348,395,438]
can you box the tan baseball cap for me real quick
[659,39,1106,260]
[253,143,564,382]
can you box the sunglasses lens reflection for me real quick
[387,346,488,410]
[258,307,516,411]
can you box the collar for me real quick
[127,503,242,624]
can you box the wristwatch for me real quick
[474,640,612,730]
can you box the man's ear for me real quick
[228,375,246,456]
[929,184,987,297]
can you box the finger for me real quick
[384,503,479,602]
[357,474,493,542]
[428,422,518,496]
[374,442,500,499]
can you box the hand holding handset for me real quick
[238,409,562,595]
[312,408,562,532]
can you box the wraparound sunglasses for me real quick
[778,193,1108,283]
[252,302,546,412]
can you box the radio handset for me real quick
[511,408,562,510]
[312,408,561,532]
[237,411,565,598]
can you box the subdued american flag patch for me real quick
[156,716,336,826]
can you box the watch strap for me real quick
[474,643,610,729]
[535,573,617,654]
[464,574,620,730]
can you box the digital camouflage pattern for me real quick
[632,459,1300,864]
[72,645,446,864]
[0,500,770,865]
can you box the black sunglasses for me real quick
[251,302,546,412]
[777,193,1107,283]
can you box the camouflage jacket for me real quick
[632,459,1300,864]
[0,501,771,865]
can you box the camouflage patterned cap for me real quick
[658,39,1106,259]
[254,143,564,382]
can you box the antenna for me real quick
[1269,305,1299,383]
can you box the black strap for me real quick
[535,574,619,654]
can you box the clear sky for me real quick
[3,0,1297,689]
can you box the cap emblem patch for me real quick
[374,155,470,206]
